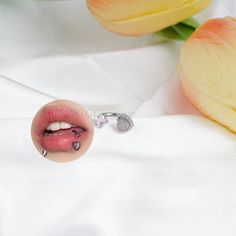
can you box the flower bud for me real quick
[179,17,236,132]
[87,0,211,36]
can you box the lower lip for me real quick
[36,107,88,152]
[42,132,81,152]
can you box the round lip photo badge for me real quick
[31,100,94,163]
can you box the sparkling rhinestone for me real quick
[94,115,108,128]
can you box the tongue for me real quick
[42,127,83,152]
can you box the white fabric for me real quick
[0,0,235,235]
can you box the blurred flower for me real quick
[179,17,236,132]
[87,0,211,37]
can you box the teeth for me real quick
[46,121,73,131]
[46,122,60,131]
[60,122,72,130]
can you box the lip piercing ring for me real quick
[41,149,48,157]
[31,100,134,163]
[94,112,134,133]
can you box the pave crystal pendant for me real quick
[116,114,134,133]
[94,115,109,128]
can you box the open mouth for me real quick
[41,121,86,152]
[31,100,94,161]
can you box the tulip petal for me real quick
[87,0,211,35]
[179,17,236,132]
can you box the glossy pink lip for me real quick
[35,106,89,152]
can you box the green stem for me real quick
[157,17,200,41]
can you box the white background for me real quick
[0,0,236,236]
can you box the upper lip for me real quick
[35,105,88,137]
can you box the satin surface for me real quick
[0,1,235,236]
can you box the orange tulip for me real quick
[87,0,211,36]
[179,17,236,132]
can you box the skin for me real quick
[31,100,94,163]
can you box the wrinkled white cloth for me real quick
[0,1,236,236]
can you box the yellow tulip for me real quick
[87,0,211,36]
[179,17,236,132]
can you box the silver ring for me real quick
[94,112,134,133]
